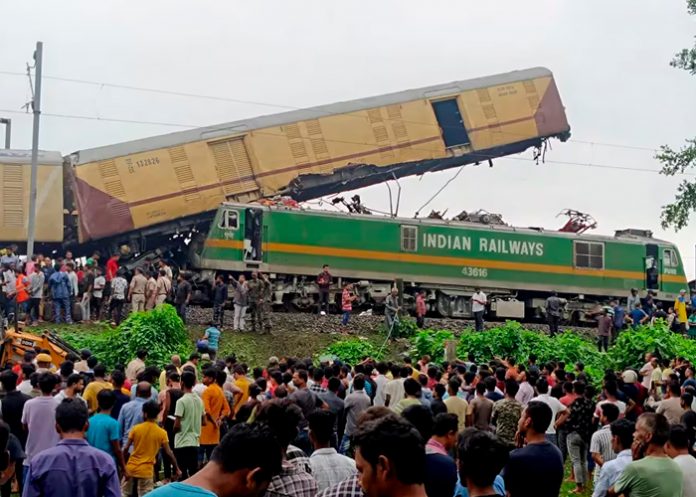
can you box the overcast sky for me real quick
[2,0,696,279]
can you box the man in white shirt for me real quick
[515,371,535,406]
[639,353,655,390]
[18,364,35,395]
[592,419,634,497]
[590,403,619,485]
[308,410,356,491]
[665,424,696,497]
[534,378,566,446]
[594,381,627,419]
[372,363,389,407]
[471,288,487,332]
[383,367,406,407]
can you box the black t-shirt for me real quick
[110,390,131,420]
[82,272,95,293]
[503,441,563,497]
[175,281,192,304]
[7,433,25,462]
[550,384,564,399]
[290,388,322,429]
[682,410,696,448]
[0,391,31,447]
[425,453,457,497]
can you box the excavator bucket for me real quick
[0,327,79,369]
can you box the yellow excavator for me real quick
[0,324,78,369]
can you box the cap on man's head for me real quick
[622,370,637,384]
[37,353,52,364]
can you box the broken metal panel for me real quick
[282,136,545,201]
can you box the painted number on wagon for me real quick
[461,267,488,278]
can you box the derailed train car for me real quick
[62,66,570,256]
[195,203,688,320]
[0,149,64,245]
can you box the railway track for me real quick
[183,306,596,338]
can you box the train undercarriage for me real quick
[183,268,606,326]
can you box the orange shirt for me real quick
[15,276,29,303]
[200,383,230,445]
[233,376,251,413]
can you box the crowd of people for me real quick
[610,288,696,334]
[0,247,184,328]
[0,246,316,335]
[542,287,696,351]
[1,341,696,497]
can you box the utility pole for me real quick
[26,42,43,258]
[0,118,10,148]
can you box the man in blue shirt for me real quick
[24,399,120,497]
[611,300,625,334]
[86,390,126,474]
[629,303,649,329]
[117,382,151,448]
[48,268,72,324]
[203,323,221,360]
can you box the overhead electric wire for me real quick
[0,107,690,178]
[0,108,196,128]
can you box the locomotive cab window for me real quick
[574,241,604,269]
[664,249,678,267]
[218,209,239,230]
[401,226,418,252]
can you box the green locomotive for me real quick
[193,203,688,320]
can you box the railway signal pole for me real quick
[26,41,43,258]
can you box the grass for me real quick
[33,319,411,367]
[560,461,593,497]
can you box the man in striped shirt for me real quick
[593,419,634,497]
[591,403,620,484]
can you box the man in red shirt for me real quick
[341,283,356,326]
[416,290,427,328]
[105,252,120,282]
[316,264,332,315]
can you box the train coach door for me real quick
[645,243,659,291]
[244,207,263,266]
[431,99,471,148]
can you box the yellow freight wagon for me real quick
[0,149,64,244]
[67,66,569,244]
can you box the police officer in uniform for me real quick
[260,273,272,334]
[247,272,271,334]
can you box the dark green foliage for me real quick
[322,339,383,365]
[607,322,696,369]
[62,304,190,369]
[412,329,455,363]
[389,318,419,338]
[455,321,607,382]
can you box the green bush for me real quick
[388,317,419,339]
[62,304,190,369]
[457,321,553,363]
[455,321,610,384]
[607,322,696,370]
[412,329,455,363]
[321,339,383,365]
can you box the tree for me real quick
[658,0,696,230]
